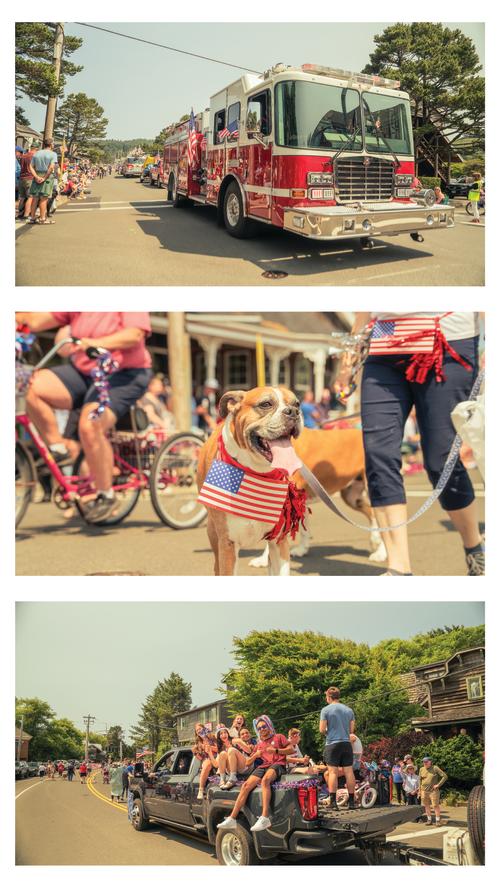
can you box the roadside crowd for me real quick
[15,140,112,225]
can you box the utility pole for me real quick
[168,313,192,430]
[17,717,24,761]
[119,730,123,761]
[44,22,64,142]
[82,714,95,762]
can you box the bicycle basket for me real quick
[15,361,33,414]
[109,430,161,474]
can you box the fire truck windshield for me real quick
[362,92,413,156]
[275,80,363,151]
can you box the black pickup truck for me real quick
[128,746,424,866]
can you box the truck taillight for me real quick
[297,784,318,821]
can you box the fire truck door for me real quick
[245,90,272,221]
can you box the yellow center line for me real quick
[87,773,128,813]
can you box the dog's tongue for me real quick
[268,437,303,475]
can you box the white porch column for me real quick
[265,347,291,387]
[304,348,328,402]
[195,336,223,383]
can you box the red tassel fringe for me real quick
[265,481,310,543]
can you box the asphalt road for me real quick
[15,470,484,576]
[16,772,462,866]
[15,174,484,286]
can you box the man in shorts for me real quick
[217,715,294,833]
[419,755,447,825]
[16,312,152,521]
[28,137,58,225]
[319,686,356,810]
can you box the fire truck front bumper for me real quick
[282,202,455,241]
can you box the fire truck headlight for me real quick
[426,215,435,226]
[293,216,305,230]
[362,219,372,231]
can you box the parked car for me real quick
[121,157,145,177]
[129,746,423,866]
[149,160,164,188]
[15,761,29,779]
[446,179,470,199]
[27,761,38,777]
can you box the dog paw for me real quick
[249,555,269,569]
[290,546,308,558]
[369,542,387,563]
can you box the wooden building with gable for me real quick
[400,646,485,741]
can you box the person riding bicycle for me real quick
[16,312,153,522]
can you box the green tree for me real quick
[46,718,84,760]
[411,735,483,790]
[370,624,484,677]
[15,698,84,760]
[54,92,108,155]
[363,23,485,154]
[15,23,83,123]
[130,672,192,754]
[223,630,372,758]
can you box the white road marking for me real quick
[388,826,450,842]
[55,204,169,214]
[459,222,485,227]
[75,199,166,205]
[16,780,44,800]
[345,266,440,283]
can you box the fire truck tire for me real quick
[467,784,485,864]
[223,182,256,238]
[169,174,189,207]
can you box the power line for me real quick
[74,23,262,75]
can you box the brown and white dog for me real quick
[197,386,304,576]
[249,426,386,569]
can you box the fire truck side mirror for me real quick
[245,110,261,135]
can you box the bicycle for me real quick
[15,330,207,531]
[336,778,378,809]
[465,197,485,216]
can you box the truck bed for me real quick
[319,803,424,836]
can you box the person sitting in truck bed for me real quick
[217,715,294,833]
[286,728,314,775]
[212,725,234,789]
[192,723,218,800]
[220,725,258,790]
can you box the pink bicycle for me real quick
[15,330,207,530]
[336,778,378,809]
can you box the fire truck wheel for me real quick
[223,182,255,238]
[169,174,189,207]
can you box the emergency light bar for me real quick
[301,64,400,90]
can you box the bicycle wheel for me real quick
[15,442,35,527]
[465,202,473,216]
[150,432,207,529]
[73,451,141,526]
[336,789,349,807]
[361,786,377,808]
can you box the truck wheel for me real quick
[223,182,256,238]
[130,796,150,831]
[169,174,189,208]
[467,785,485,864]
[215,823,259,866]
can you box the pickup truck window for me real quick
[172,751,193,775]
[155,751,175,774]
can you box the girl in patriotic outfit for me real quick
[336,312,484,576]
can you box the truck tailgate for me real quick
[319,804,424,836]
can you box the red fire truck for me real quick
[163,63,454,243]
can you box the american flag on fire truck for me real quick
[369,317,441,355]
[187,108,199,167]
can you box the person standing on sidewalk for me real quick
[28,137,58,226]
[402,763,420,804]
[319,686,356,810]
[468,172,484,224]
[392,759,406,804]
[419,755,447,825]
[17,144,36,219]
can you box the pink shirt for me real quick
[254,733,289,768]
[51,312,152,375]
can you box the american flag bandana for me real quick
[198,459,289,524]
[369,317,444,355]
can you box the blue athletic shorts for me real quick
[49,362,152,421]
[361,336,479,511]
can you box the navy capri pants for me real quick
[361,337,479,511]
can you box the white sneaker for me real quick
[217,816,237,830]
[250,815,271,832]
[196,789,204,800]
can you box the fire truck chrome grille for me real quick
[335,157,394,202]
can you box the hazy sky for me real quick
[18,22,485,139]
[16,601,484,742]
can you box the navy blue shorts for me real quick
[50,362,152,421]
[361,337,479,511]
